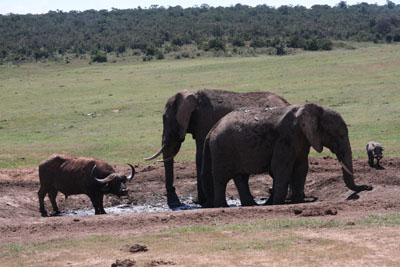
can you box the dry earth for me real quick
[0,157,399,244]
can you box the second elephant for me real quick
[201,102,373,208]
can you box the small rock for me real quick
[146,260,175,267]
[294,209,303,215]
[121,244,148,253]
[324,209,337,215]
[111,259,136,267]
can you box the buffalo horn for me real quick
[91,164,118,184]
[144,144,165,161]
[126,163,135,181]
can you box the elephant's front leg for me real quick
[234,174,257,206]
[290,157,309,203]
[271,157,294,205]
[195,139,207,205]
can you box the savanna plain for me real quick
[0,44,400,266]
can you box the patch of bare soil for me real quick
[0,157,399,244]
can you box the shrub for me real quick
[155,50,165,59]
[91,51,107,62]
[232,37,245,47]
[250,38,267,48]
[207,38,226,51]
[144,45,156,56]
[304,38,332,51]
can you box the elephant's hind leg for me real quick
[213,177,229,208]
[234,175,257,206]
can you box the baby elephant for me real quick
[366,141,384,167]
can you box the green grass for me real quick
[1,44,399,168]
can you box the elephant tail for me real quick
[200,136,214,207]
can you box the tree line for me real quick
[0,2,399,63]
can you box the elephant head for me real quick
[297,103,372,193]
[145,89,197,162]
[144,90,197,207]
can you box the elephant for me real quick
[366,141,384,168]
[200,102,373,208]
[145,89,289,208]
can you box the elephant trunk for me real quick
[162,140,183,208]
[337,145,373,193]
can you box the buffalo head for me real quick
[91,164,135,196]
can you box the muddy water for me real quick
[60,196,267,217]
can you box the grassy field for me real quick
[1,213,400,266]
[0,43,399,168]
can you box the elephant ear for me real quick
[176,90,197,140]
[296,103,324,153]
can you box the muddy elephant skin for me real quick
[201,103,373,208]
[145,89,289,208]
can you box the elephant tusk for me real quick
[157,157,173,163]
[339,161,353,176]
[144,144,165,161]
[157,149,180,163]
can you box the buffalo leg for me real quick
[367,151,374,167]
[90,194,106,215]
[234,175,257,206]
[38,186,48,216]
[48,189,60,216]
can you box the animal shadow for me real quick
[373,165,385,170]
[346,192,360,200]
[171,204,200,211]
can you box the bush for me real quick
[91,51,107,62]
[155,50,165,59]
[34,48,49,60]
[319,39,333,50]
[207,38,226,51]
[304,38,332,51]
[305,38,319,51]
[232,37,245,47]
[250,38,267,48]
[144,45,156,56]
[172,37,184,46]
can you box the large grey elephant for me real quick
[201,102,373,208]
[145,89,289,208]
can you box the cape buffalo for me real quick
[38,154,135,216]
[366,141,384,168]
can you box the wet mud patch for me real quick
[0,157,399,244]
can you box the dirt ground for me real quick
[0,157,399,244]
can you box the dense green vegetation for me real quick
[0,44,399,168]
[1,2,400,63]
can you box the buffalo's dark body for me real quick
[38,154,132,216]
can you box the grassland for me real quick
[1,213,399,266]
[0,43,399,168]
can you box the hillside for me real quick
[1,2,400,62]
